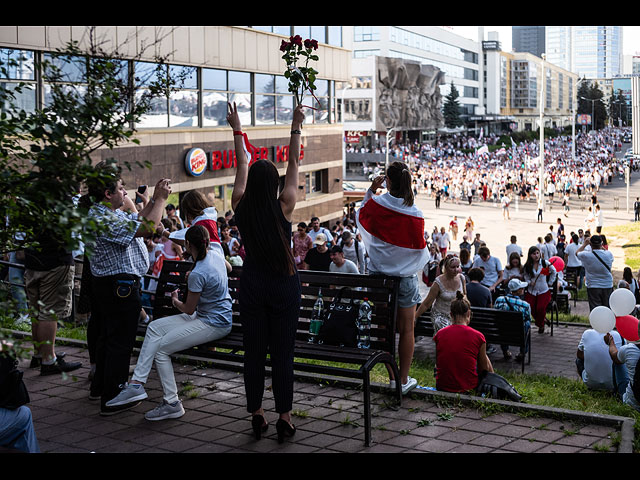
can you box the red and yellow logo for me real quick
[184,148,207,176]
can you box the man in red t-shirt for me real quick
[433,299,493,393]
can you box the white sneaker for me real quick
[105,383,148,407]
[401,376,418,395]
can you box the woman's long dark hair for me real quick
[524,245,546,277]
[234,159,296,276]
[386,161,414,206]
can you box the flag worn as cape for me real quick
[356,189,427,277]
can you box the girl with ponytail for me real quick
[356,161,427,395]
[104,224,233,421]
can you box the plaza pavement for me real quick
[12,159,640,454]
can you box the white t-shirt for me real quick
[437,232,450,249]
[506,243,522,259]
[565,242,582,267]
[578,329,622,391]
[330,259,359,274]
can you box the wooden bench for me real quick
[142,261,402,447]
[414,307,531,374]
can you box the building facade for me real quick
[483,41,579,132]
[0,26,351,228]
[340,26,483,147]
[545,26,623,79]
[512,26,545,58]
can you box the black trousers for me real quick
[90,274,142,408]
[239,266,301,414]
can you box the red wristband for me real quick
[233,130,243,136]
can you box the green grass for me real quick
[604,223,640,270]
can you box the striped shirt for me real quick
[494,294,532,322]
[87,203,149,278]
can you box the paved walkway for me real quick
[16,323,633,453]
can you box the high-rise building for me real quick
[545,26,623,79]
[512,26,545,58]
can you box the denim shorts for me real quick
[371,271,421,309]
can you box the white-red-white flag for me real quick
[356,190,427,277]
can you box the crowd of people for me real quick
[357,127,630,219]
[2,117,639,452]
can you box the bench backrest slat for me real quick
[154,262,400,356]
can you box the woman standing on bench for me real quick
[356,161,428,395]
[227,101,304,443]
[104,225,233,420]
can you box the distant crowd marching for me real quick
[353,126,630,209]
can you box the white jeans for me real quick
[132,313,231,403]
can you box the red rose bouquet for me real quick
[280,35,320,109]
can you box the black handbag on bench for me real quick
[318,287,359,347]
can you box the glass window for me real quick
[255,74,275,94]
[202,90,228,127]
[0,82,36,115]
[228,70,250,92]
[1,48,35,80]
[1,48,37,115]
[202,68,226,90]
[273,26,291,36]
[276,94,294,125]
[328,26,342,47]
[170,89,198,127]
[170,65,197,90]
[230,92,251,125]
[311,26,326,44]
[294,26,311,39]
[135,87,168,128]
[255,94,275,125]
[43,53,86,83]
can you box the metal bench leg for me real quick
[363,371,371,447]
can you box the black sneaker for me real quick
[100,400,142,416]
[30,351,65,368]
[40,356,81,376]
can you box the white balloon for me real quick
[609,288,636,317]
[589,306,616,334]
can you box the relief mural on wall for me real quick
[376,57,445,131]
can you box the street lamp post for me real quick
[572,77,586,163]
[340,85,351,181]
[385,128,395,172]
[539,54,545,213]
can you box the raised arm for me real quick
[228,102,248,211]
[279,105,306,221]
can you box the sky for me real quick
[447,26,640,56]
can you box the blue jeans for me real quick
[0,406,40,453]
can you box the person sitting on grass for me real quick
[433,291,493,393]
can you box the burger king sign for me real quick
[184,148,208,177]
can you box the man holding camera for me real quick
[576,234,614,311]
[87,166,171,416]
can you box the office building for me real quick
[545,26,623,79]
[512,26,545,58]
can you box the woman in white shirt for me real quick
[523,245,557,334]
